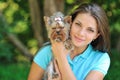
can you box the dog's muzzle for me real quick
[51,29,66,42]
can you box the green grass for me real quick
[0,62,31,80]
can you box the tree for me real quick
[0,0,65,62]
[28,0,44,47]
[0,0,120,62]
[44,0,64,16]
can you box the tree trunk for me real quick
[28,0,44,47]
[44,0,64,16]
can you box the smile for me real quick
[74,35,85,42]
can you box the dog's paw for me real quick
[64,39,74,50]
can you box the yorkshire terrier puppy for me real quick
[43,12,73,80]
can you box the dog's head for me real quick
[44,12,71,42]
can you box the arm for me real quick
[56,53,76,80]
[51,42,76,80]
[27,62,44,80]
[85,70,104,80]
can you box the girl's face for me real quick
[70,13,100,48]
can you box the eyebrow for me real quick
[88,27,96,30]
[76,20,81,23]
[75,20,82,25]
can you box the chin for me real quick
[72,41,80,47]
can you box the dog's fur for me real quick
[43,12,73,80]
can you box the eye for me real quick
[60,27,64,29]
[87,28,95,32]
[75,22,81,26]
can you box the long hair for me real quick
[71,3,110,52]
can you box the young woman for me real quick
[28,3,110,80]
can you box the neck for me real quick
[70,45,88,59]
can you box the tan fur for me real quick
[43,12,74,80]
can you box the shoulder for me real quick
[97,51,110,66]
[87,44,110,61]
[35,44,53,59]
[33,45,53,70]
[93,50,110,61]
[91,50,110,75]
[37,45,52,54]
[90,49,110,65]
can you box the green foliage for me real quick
[0,41,14,63]
[0,0,34,63]
[66,0,74,4]
[0,8,15,63]
[110,29,120,48]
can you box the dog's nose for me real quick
[56,31,60,34]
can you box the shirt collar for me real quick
[67,44,93,63]
[79,44,93,59]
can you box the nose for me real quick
[78,29,85,36]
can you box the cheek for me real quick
[90,33,99,41]
[88,36,94,41]
[87,34,97,42]
[70,26,75,36]
[70,24,78,33]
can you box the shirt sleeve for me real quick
[33,45,53,70]
[91,53,110,76]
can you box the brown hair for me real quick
[71,3,110,52]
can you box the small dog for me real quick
[43,12,73,80]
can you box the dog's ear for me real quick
[64,16,72,24]
[44,16,50,26]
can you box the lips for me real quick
[74,35,85,42]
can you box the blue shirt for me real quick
[34,44,110,80]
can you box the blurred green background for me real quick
[0,0,120,80]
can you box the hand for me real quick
[51,40,69,59]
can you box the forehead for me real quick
[50,15,65,27]
[50,12,64,22]
[51,21,64,27]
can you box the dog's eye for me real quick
[60,27,64,29]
